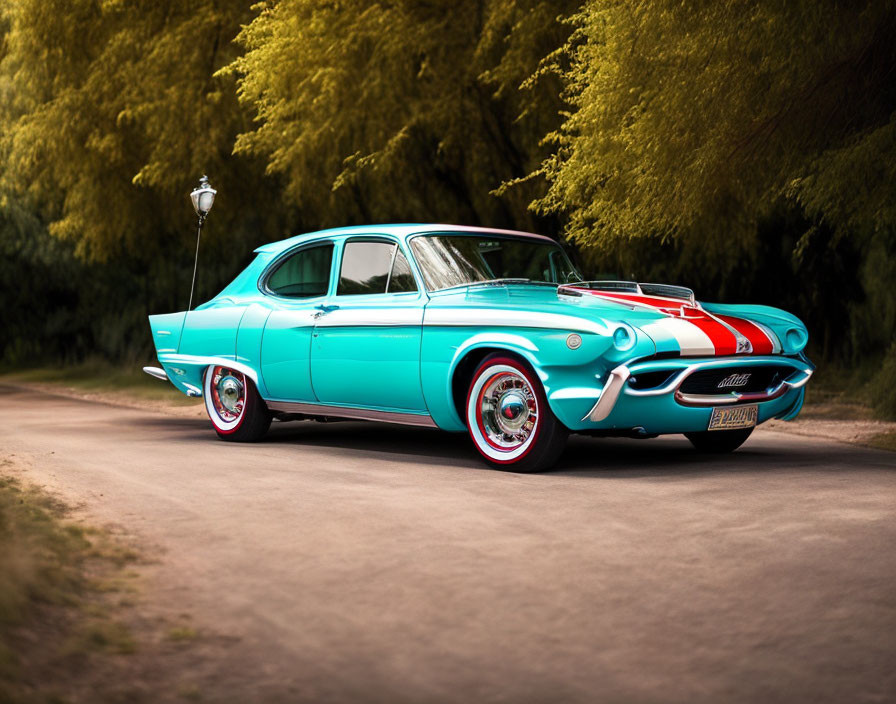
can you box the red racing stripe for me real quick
[716,314,774,355]
[578,289,743,354]
[574,287,777,356]
[685,317,739,355]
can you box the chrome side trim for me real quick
[265,400,438,428]
[142,366,169,381]
[157,354,261,387]
[583,365,631,422]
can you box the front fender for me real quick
[421,326,654,432]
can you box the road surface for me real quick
[2,384,894,703]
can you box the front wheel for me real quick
[204,365,271,442]
[685,427,753,453]
[465,354,568,472]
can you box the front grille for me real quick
[628,370,679,390]
[679,365,789,395]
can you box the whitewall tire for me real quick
[204,365,271,442]
[465,354,568,472]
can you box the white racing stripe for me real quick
[424,308,611,336]
[640,318,715,356]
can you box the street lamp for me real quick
[187,175,217,311]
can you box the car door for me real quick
[310,237,427,412]
[260,241,335,401]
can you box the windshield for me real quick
[409,234,581,291]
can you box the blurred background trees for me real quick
[1,0,894,414]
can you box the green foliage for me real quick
[225,0,575,228]
[0,0,285,262]
[537,1,896,253]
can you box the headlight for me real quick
[785,327,807,353]
[613,325,635,351]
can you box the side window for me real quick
[265,243,333,298]
[387,249,417,293]
[338,240,395,295]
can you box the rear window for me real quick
[265,243,334,298]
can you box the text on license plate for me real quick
[708,405,758,431]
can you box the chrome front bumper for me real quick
[583,356,814,422]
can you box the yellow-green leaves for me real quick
[537,0,896,256]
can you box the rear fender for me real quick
[155,354,261,399]
[148,312,187,356]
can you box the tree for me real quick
[225,0,576,231]
[0,0,287,268]
[536,1,896,254]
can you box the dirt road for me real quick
[2,384,894,703]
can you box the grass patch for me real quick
[800,360,880,420]
[0,468,140,702]
[868,431,896,452]
[2,357,199,405]
[0,475,89,627]
[167,625,198,643]
[801,353,896,421]
[70,619,137,655]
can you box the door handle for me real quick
[313,303,339,319]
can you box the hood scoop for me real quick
[562,280,696,305]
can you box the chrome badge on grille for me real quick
[717,373,751,389]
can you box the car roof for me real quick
[253,223,556,254]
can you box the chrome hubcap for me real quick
[479,372,537,449]
[211,367,245,422]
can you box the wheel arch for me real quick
[156,354,263,398]
[448,335,544,427]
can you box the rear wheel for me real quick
[685,427,753,453]
[465,354,568,472]
[204,365,271,442]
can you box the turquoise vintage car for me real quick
[144,224,813,471]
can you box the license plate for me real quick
[708,405,758,431]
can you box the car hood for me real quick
[424,284,805,357]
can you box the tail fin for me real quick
[148,311,188,357]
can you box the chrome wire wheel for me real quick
[203,365,271,442]
[478,371,538,450]
[207,366,246,428]
[467,359,542,464]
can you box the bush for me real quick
[870,343,896,420]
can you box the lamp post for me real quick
[187,175,216,312]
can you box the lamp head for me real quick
[190,175,216,218]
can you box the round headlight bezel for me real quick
[785,327,807,353]
[613,324,635,351]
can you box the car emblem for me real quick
[718,373,751,389]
